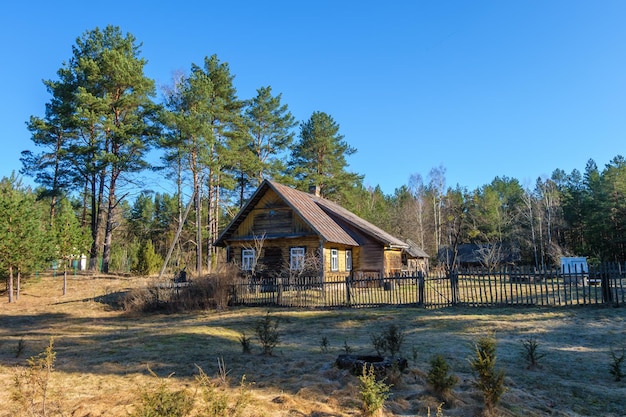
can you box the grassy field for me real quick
[1,274,625,416]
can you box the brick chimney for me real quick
[309,184,321,197]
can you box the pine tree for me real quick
[0,175,50,302]
[162,55,244,276]
[287,111,363,204]
[233,86,296,205]
[24,25,160,274]
[52,198,91,295]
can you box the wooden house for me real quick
[214,180,410,280]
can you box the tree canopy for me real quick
[14,25,626,282]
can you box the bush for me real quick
[609,348,625,382]
[370,323,405,358]
[121,270,240,314]
[359,364,391,416]
[469,335,507,416]
[255,311,280,355]
[427,354,458,397]
[520,336,545,369]
[320,336,330,353]
[195,365,250,417]
[12,338,62,417]
[238,332,252,354]
[134,240,163,276]
[130,368,193,417]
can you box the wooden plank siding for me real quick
[222,187,395,280]
[232,189,315,240]
[384,248,404,275]
[215,180,416,282]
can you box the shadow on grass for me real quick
[2,298,625,417]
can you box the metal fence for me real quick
[229,263,626,309]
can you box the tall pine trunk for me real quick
[194,173,203,278]
[101,171,119,273]
[7,265,14,303]
[16,267,20,301]
[101,201,114,273]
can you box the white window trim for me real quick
[290,247,305,270]
[346,249,352,271]
[242,249,255,271]
[331,249,339,271]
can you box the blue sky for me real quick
[2,1,625,196]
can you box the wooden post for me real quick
[418,271,425,306]
[345,275,352,306]
[276,277,283,305]
[601,264,613,304]
[452,270,460,305]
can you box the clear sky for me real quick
[2,0,625,196]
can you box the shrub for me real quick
[12,338,62,417]
[371,333,386,356]
[15,336,26,358]
[133,240,163,276]
[359,364,391,416]
[130,368,193,417]
[320,336,330,353]
[255,311,280,355]
[609,348,625,382]
[209,264,240,309]
[238,332,252,354]
[468,335,507,416]
[427,354,458,397]
[370,323,405,358]
[520,336,545,369]
[122,271,238,314]
[195,364,250,417]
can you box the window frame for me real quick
[330,248,339,271]
[241,248,256,271]
[345,249,352,271]
[290,247,306,270]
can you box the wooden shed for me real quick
[402,239,430,273]
[214,180,410,280]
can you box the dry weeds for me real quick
[1,274,625,416]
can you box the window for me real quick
[346,249,352,271]
[242,249,255,271]
[331,249,339,271]
[290,247,305,270]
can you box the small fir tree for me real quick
[134,240,163,276]
[469,335,507,416]
[53,198,91,295]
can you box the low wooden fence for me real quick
[229,263,626,309]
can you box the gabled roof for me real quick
[404,239,430,258]
[310,191,408,248]
[214,180,408,248]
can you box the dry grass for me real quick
[1,274,626,416]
